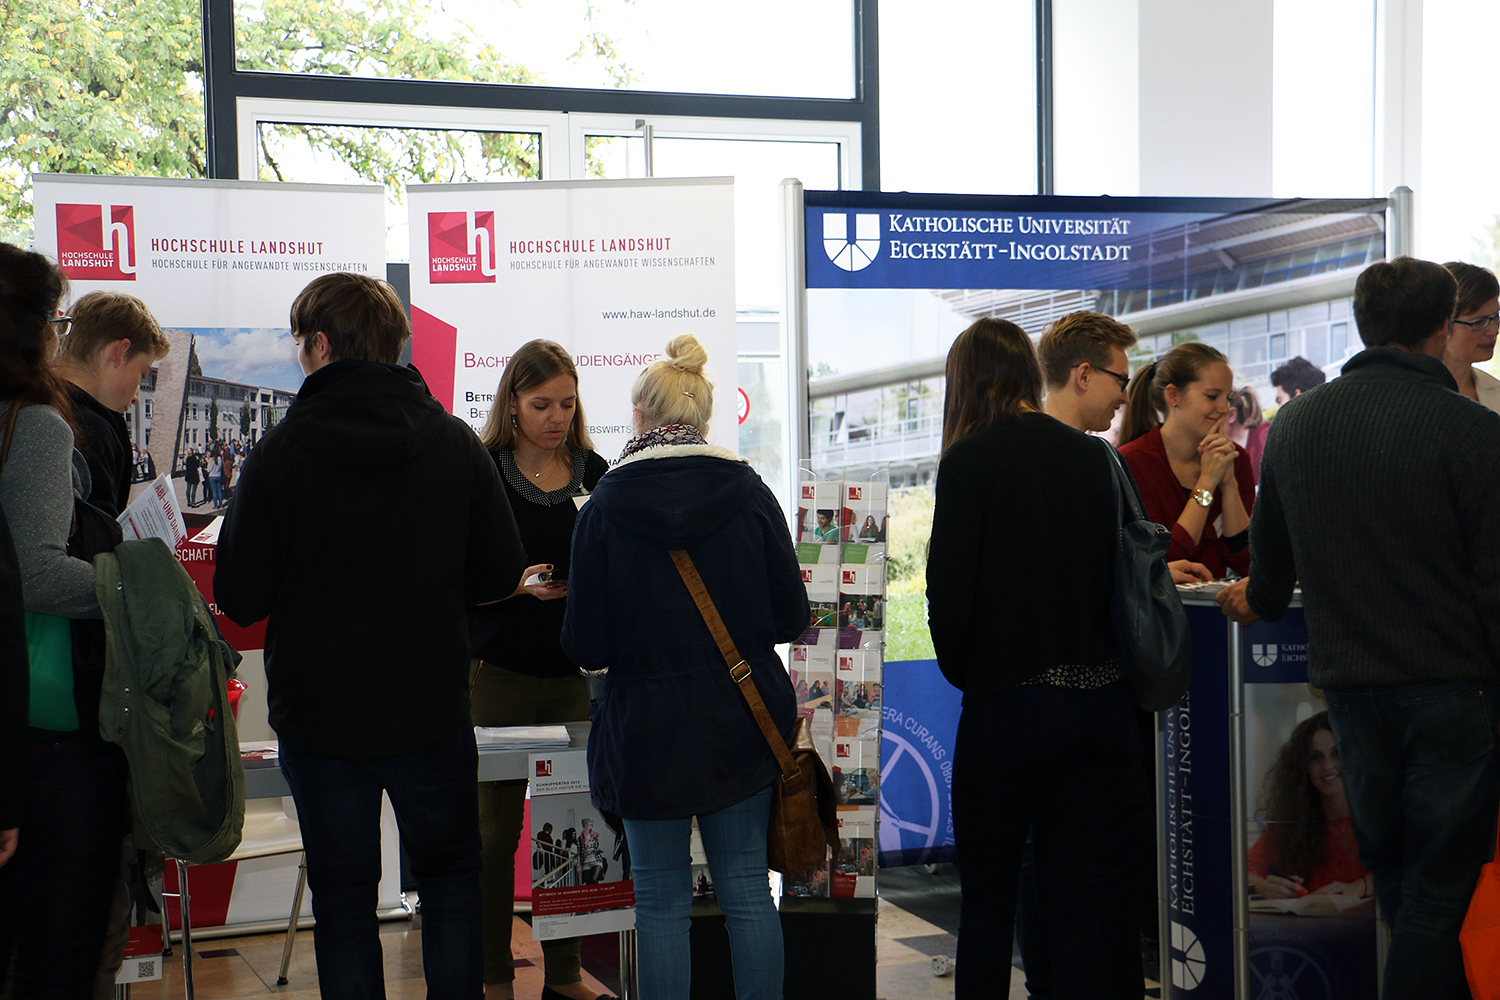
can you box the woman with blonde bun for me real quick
[562,335,809,1000]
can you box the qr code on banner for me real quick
[139,961,156,978]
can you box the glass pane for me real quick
[234,0,855,99]
[255,122,541,260]
[0,0,206,245]
[1423,1,1500,271]
[1271,0,1374,198]
[585,135,842,310]
[882,0,1036,196]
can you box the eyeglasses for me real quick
[46,315,72,337]
[1453,312,1500,333]
[1078,364,1130,390]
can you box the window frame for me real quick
[204,0,880,188]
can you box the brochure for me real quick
[528,750,635,939]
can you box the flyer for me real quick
[529,750,635,939]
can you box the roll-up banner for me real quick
[31,173,395,929]
[799,190,1386,998]
[405,177,738,459]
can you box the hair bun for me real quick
[663,334,708,375]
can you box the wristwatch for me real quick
[1191,487,1214,508]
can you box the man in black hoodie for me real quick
[215,273,526,1000]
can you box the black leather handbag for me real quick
[1102,439,1193,711]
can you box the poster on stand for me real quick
[529,749,635,939]
[33,174,386,523]
[406,178,738,461]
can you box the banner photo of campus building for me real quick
[406,177,738,459]
[800,189,1389,874]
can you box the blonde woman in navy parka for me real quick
[561,335,809,1000]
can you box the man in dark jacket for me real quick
[54,291,171,518]
[215,273,526,1000]
[1219,257,1500,1000]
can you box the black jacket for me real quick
[214,361,526,759]
[66,383,131,518]
[927,413,1119,702]
[1247,348,1500,689]
[562,442,808,820]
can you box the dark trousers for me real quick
[279,724,484,1000]
[0,731,128,1000]
[1325,680,1500,1000]
[1016,710,1155,999]
[952,680,1139,1000]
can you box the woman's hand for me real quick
[1197,418,1238,488]
[0,829,15,868]
[510,563,569,601]
[1249,872,1306,898]
[1169,560,1213,584]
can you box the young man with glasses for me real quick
[1220,257,1500,1000]
[1440,260,1500,412]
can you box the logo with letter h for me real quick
[534,759,552,777]
[428,211,497,284]
[55,204,137,281]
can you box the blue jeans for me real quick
[623,785,782,1000]
[279,724,483,1000]
[952,680,1139,1000]
[186,480,198,505]
[209,475,223,507]
[0,731,128,1000]
[1325,681,1500,1000]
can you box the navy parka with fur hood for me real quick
[561,441,809,820]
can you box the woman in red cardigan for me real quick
[1118,343,1254,578]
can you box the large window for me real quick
[1421,1,1500,267]
[233,0,858,99]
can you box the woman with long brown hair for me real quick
[0,244,130,996]
[1248,712,1369,899]
[926,318,1139,998]
[1118,342,1254,578]
[468,340,612,1000]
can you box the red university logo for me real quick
[534,759,552,777]
[55,204,137,281]
[428,211,497,284]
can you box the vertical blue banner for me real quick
[878,659,960,867]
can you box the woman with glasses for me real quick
[0,244,129,996]
[1441,261,1500,413]
[1119,343,1254,580]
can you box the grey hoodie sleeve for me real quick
[0,404,101,618]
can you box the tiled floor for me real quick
[122,884,1159,999]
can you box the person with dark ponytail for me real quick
[1118,343,1254,578]
[0,243,130,996]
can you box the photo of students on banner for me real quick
[1244,685,1377,999]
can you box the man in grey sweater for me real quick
[1219,256,1500,1000]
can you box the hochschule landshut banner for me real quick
[407,177,738,459]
